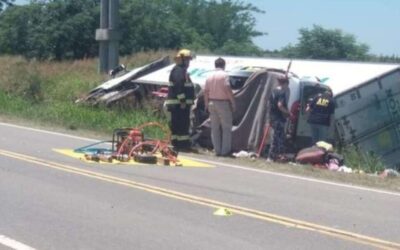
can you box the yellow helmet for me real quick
[175,49,193,59]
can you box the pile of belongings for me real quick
[295,141,349,172]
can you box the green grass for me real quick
[0,91,166,137]
[0,51,173,102]
[340,145,386,174]
[0,53,171,138]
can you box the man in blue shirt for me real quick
[267,75,291,162]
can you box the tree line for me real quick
[0,0,264,60]
[0,0,399,63]
[270,25,400,63]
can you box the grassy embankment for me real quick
[0,51,170,138]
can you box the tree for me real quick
[0,0,265,59]
[0,0,99,59]
[0,4,31,55]
[368,54,400,63]
[217,39,262,56]
[0,0,14,11]
[119,0,265,56]
[281,25,370,61]
[29,0,99,60]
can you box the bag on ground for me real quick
[295,146,327,164]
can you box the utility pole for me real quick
[95,0,120,73]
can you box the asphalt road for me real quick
[0,122,399,250]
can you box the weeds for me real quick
[0,53,171,138]
[340,144,386,173]
[0,91,167,137]
[0,52,169,104]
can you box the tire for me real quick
[134,154,157,164]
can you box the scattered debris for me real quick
[213,207,233,216]
[380,169,399,178]
[77,56,170,107]
[233,150,257,158]
[338,166,353,173]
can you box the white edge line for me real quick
[0,235,36,250]
[0,122,97,142]
[1,121,399,197]
[187,157,400,197]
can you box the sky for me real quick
[246,0,400,56]
[14,0,400,56]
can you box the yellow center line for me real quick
[1,149,399,250]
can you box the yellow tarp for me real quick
[53,149,212,168]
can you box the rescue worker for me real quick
[306,88,335,144]
[267,75,291,162]
[165,49,195,151]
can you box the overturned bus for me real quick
[82,55,400,168]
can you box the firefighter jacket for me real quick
[165,65,195,109]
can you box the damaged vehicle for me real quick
[79,55,400,168]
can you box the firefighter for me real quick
[165,49,195,151]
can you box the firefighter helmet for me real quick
[175,49,193,59]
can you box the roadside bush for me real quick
[0,51,169,104]
[0,53,170,136]
[0,57,44,102]
[341,145,386,173]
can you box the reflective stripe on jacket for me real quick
[166,65,195,106]
[171,134,191,141]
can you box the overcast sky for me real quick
[14,0,400,56]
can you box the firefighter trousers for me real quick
[170,107,191,149]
